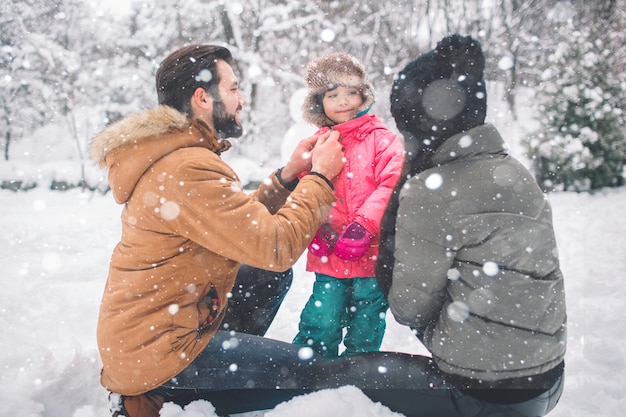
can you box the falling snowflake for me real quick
[168,304,179,315]
[159,201,180,221]
[483,261,500,276]
[447,301,470,323]
[195,69,212,83]
[298,347,315,360]
[425,173,444,190]
[320,28,336,42]
[498,56,515,71]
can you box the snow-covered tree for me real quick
[527,12,626,192]
[3,0,626,190]
[1,1,109,157]
[0,1,65,161]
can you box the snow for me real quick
[1,83,625,416]
[1,177,625,417]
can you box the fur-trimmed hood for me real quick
[90,105,230,203]
[302,53,375,128]
[91,105,190,168]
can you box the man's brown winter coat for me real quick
[90,106,335,395]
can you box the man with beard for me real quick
[90,44,345,417]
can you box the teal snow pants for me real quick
[293,273,389,357]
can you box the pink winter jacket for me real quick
[306,114,404,278]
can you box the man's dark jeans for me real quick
[152,265,564,417]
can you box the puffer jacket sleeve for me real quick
[354,130,404,235]
[388,177,459,330]
[158,149,335,272]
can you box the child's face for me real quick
[322,85,364,124]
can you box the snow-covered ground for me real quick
[1,180,625,417]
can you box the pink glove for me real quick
[334,222,372,261]
[308,223,338,257]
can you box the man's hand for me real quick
[280,133,321,183]
[311,130,344,180]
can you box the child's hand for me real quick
[334,222,372,261]
[308,223,338,257]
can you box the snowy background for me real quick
[1,80,625,417]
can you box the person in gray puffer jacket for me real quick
[375,34,567,416]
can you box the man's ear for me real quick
[190,87,213,120]
[192,87,212,107]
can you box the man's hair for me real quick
[156,45,234,116]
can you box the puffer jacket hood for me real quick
[387,123,566,383]
[91,105,231,204]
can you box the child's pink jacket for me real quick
[306,114,404,278]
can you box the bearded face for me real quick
[212,93,244,139]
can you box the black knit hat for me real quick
[390,34,487,153]
[302,53,375,127]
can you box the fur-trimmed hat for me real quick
[390,34,487,152]
[302,53,375,127]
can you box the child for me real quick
[293,53,404,357]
